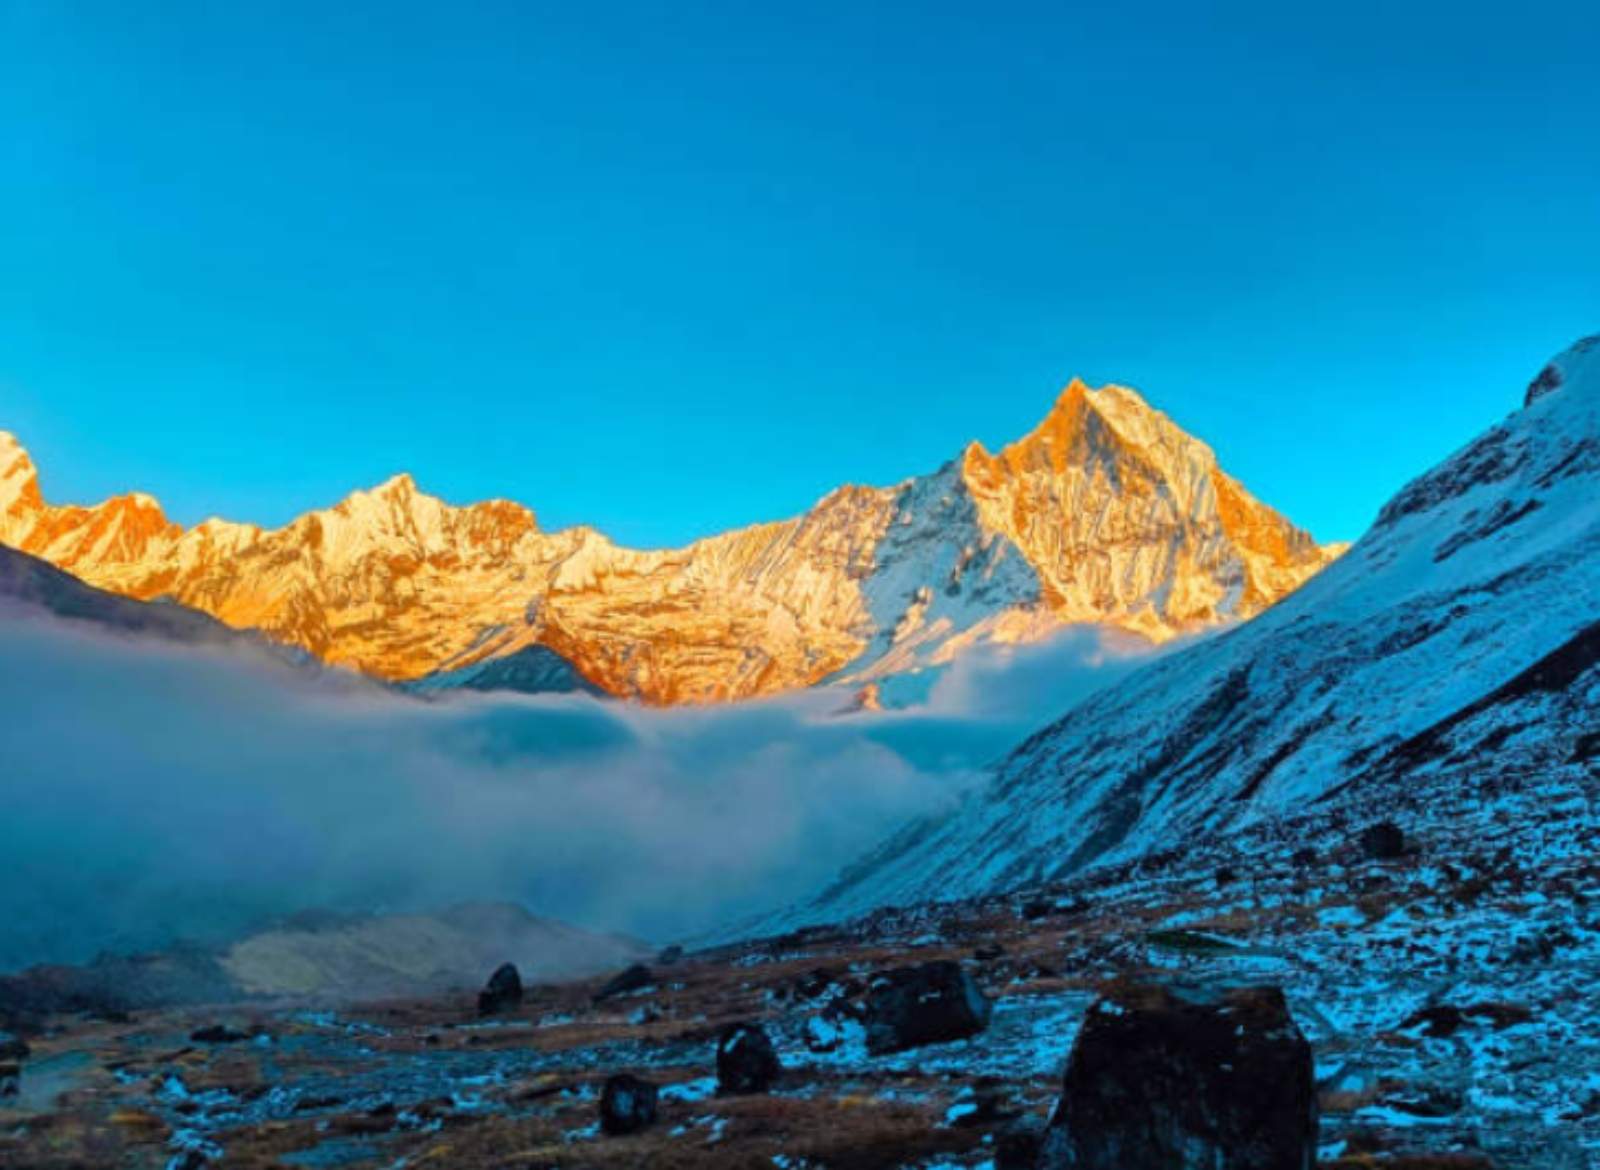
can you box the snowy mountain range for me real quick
[0,382,1339,703]
[807,335,1600,920]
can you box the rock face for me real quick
[863,960,992,1054]
[0,382,1339,704]
[716,1022,781,1094]
[805,335,1600,919]
[1038,983,1316,1170]
[598,1073,658,1135]
[477,962,523,1016]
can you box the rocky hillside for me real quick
[0,543,271,657]
[0,382,1339,703]
[808,335,1600,920]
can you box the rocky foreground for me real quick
[2,749,1595,1169]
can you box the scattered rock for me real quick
[0,1060,18,1098]
[1021,897,1054,920]
[599,1073,658,1135]
[973,942,1006,962]
[1290,846,1318,868]
[594,963,655,1003]
[863,961,992,1054]
[716,1022,780,1094]
[1401,1003,1467,1038]
[477,962,523,1016]
[1361,820,1407,860]
[189,1024,249,1044]
[1038,982,1316,1170]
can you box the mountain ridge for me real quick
[0,381,1342,703]
[797,335,1600,921]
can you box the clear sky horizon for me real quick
[3,1,1597,547]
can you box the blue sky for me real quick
[3,0,1596,546]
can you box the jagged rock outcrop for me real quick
[0,382,1340,703]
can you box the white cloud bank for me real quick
[0,615,1158,970]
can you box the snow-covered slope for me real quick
[0,382,1339,703]
[809,336,1600,918]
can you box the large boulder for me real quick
[477,962,523,1016]
[594,963,654,1003]
[0,1061,17,1098]
[1039,982,1316,1170]
[599,1073,658,1135]
[716,1022,780,1094]
[863,960,992,1055]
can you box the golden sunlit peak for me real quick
[370,471,418,496]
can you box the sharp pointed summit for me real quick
[803,333,1600,921]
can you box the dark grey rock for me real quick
[716,1022,780,1094]
[863,960,991,1055]
[599,1073,658,1135]
[477,962,523,1016]
[1038,982,1316,1170]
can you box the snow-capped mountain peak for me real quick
[0,381,1340,702]
[806,335,1600,918]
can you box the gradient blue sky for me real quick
[3,1,1596,547]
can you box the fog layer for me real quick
[0,616,1153,970]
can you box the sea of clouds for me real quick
[0,613,1160,970]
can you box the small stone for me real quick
[599,1073,658,1135]
[189,1024,249,1044]
[1360,820,1407,860]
